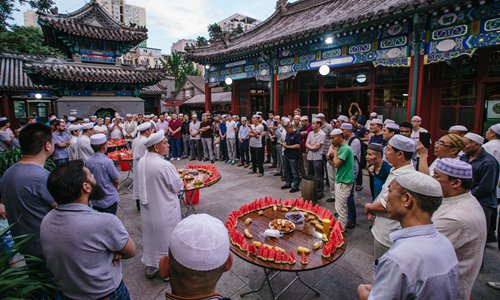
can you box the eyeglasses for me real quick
[399,129,410,133]
[435,140,453,147]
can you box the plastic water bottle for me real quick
[0,219,15,253]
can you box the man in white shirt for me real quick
[432,158,486,300]
[123,114,137,148]
[306,118,326,199]
[225,115,238,165]
[249,115,264,177]
[76,123,95,161]
[93,118,108,135]
[108,118,124,140]
[364,135,416,259]
[410,115,428,141]
[189,115,202,161]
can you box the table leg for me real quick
[240,268,279,298]
[240,269,320,299]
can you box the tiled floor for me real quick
[117,159,500,300]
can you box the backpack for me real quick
[348,137,367,169]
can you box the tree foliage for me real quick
[0,25,61,55]
[207,23,222,42]
[0,0,54,31]
[235,23,244,34]
[161,52,200,91]
[196,36,208,47]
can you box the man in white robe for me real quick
[76,123,94,161]
[131,122,152,211]
[68,124,81,160]
[137,129,183,279]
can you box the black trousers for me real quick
[93,202,118,215]
[250,146,264,174]
[221,138,228,161]
[483,205,498,243]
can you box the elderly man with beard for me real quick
[137,130,184,279]
[41,160,136,299]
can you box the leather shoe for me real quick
[281,184,292,189]
[145,266,158,279]
[289,188,299,193]
[273,172,281,176]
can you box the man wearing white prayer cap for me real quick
[75,123,95,161]
[85,134,121,214]
[159,214,232,299]
[431,158,486,300]
[131,122,152,211]
[368,119,385,146]
[364,112,378,128]
[358,171,459,300]
[364,134,417,260]
[461,131,499,244]
[410,115,429,144]
[68,124,81,160]
[448,125,468,137]
[137,130,183,279]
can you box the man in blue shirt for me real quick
[219,116,228,162]
[460,132,500,243]
[357,171,458,300]
[52,120,71,166]
[366,143,391,200]
[237,117,250,167]
[85,134,121,214]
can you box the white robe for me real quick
[131,134,148,200]
[137,152,183,268]
[76,135,94,161]
[69,136,79,160]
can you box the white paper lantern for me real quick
[319,65,330,76]
[225,77,233,85]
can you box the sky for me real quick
[11,0,282,54]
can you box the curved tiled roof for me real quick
[24,60,166,84]
[187,0,446,62]
[37,0,147,43]
[0,52,50,91]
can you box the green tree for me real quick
[162,52,200,91]
[235,23,244,34]
[207,23,222,42]
[196,36,208,47]
[0,25,61,55]
[0,0,54,31]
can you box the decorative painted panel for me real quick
[425,1,500,64]
[205,57,271,84]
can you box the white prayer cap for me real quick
[316,113,325,118]
[396,171,443,197]
[126,113,132,117]
[300,116,309,121]
[386,123,400,131]
[282,117,291,127]
[273,116,280,120]
[255,111,263,116]
[240,117,247,121]
[464,132,484,145]
[232,115,237,118]
[370,112,377,117]
[144,130,166,148]
[330,129,343,136]
[137,122,151,132]
[97,117,103,121]
[371,119,383,125]
[312,118,321,123]
[252,114,260,119]
[68,124,81,132]
[90,115,97,118]
[49,116,57,121]
[337,115,349,122]
[90,133,107,145]
[490,123,500,135]
[150,114,156,118]
[0,117,7,121]
[83,118,90,122]
[105,117,111,120]
[169,214,229,271]
[68,116,76,122]
[411,115,422,121]
[192,114,197,118]
[221,114,227,118]
[340,123,352,130]
[384,119,395,125]
[448,125,468,132]
[388,134,416,153]
[331,118,337,123]
[81,122,94,130]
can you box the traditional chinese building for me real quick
[187,0,500,136]
[20,0,165,118]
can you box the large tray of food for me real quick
[107,149,133,161]
[178,164,221,191]
[226,197,346,271]
[107,139,127,148]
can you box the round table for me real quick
[177,166,221,217]
[229,204,346,299]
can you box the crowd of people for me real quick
[0,106,499,299]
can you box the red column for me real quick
[204,82,212,112]
[1,95,10,118]
[273,74,279,113]
[231,80,239,114]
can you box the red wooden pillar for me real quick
[1,95,10,119]
[231,80,239,114]
[204,82,212,112]
[273,74,279,113]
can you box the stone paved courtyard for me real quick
[116,160,500,300]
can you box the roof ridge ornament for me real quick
[276,0,288,13]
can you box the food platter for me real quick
[269,219,295,233]
[107,149,133,161]
[178,164,221,191]
[226,197,346,271]
[107,139,127,148]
